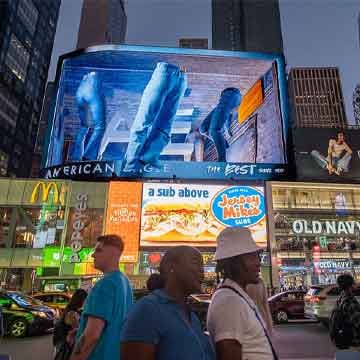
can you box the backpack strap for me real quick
[219,285,279,360]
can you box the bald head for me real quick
[159,246,204,296]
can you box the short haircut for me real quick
[337,273,354,291]
[97,234,124,253]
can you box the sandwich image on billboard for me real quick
[44,45,289,181]
[294,128,360,181]
[140,183,267,247]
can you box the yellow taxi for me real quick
[32,292,72,318]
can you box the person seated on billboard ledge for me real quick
[121,246,215,360]
[310,131,352,176]
[199,87,242,162]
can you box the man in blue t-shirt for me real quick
[70,235,133,360]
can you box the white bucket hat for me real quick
[214,227,262,261]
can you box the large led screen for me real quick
[140,183,267,248]
[294,128,360,182]
[44,45,288,181]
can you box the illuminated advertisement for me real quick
[294,128,360,182]
[105,181,142,263]
[140,183,267,247]
[44,45,289,181]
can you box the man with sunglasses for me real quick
[70,235,133,360]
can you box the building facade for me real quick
[31,82,55,178]
[77,0,127,49]
[0,0,61,178]
[288,67,347,128]
[212,0,283,53]
[268,182,360,290]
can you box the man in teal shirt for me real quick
[71,235,133,360]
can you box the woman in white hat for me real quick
[207,227,278,360]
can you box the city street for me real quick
[0,322,336,360]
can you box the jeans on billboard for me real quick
[123,62,187,171]
[311,150,352,172]
[70,72,106,161]
[199,88,242,162]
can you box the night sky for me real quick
[48,0,360,124]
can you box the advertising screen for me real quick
[104,181,143,262]
[294,128,360,182]
[44,45,288,181]
[140,183,267,248]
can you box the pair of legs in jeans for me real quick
[311,150,352,175]
[71,72,106,161]
[123,62,187,172]
[199,88,242,162]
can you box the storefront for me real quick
[0,179,107,292]
[267,182,360,290]
[0,178,271,292]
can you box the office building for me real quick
[179,38,208,49]
[77,0,127,49]
[31,82,55,178]
[0,0,61,177]
[212,0,283,53]
[353,84,360,125]
[288,67,347,128]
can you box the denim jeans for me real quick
[123,62,187,171]
[70,72,106,161]
[311,150,352,172]
[199,88,241,162]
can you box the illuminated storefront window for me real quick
[270,182,360,289]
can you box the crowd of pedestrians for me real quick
[53,229,360,360]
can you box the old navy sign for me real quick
[293,219,360,235]
[43,160,288,181]
[211,186,266,227]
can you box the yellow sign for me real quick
[30,181,66,205]
[238,79,264,124]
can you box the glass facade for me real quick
[269,182,360,291]
[17,0,39,36]
[5,35,30,82]
[0,179,107,291]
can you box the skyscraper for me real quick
[288,67,347,128]
[77,0,127,49]
[0,0,61,177]
[212,0,283,54]
[353,84,360,125]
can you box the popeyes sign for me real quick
[30,181,66,205]
[211,186,265,228]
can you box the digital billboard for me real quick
[294,128,360,182]
[44,45,289,181]
[140,183,267,248]
[105,181,143,262]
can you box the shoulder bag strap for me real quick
[219,285,279,360]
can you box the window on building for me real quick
[17,0,39,36]
[0,151,9,177]
[0,204,65,249]
[5,35,30,82]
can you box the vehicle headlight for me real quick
[32,311,47,318]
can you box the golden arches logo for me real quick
[30,182,66,205]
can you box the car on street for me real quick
[32,292,72,317]
[268,290,307,323]
[304,284,360,327]
[0,290,56,338]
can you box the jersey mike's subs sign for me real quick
[140,183,267,248]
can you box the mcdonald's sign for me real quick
[30,181,66,205]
